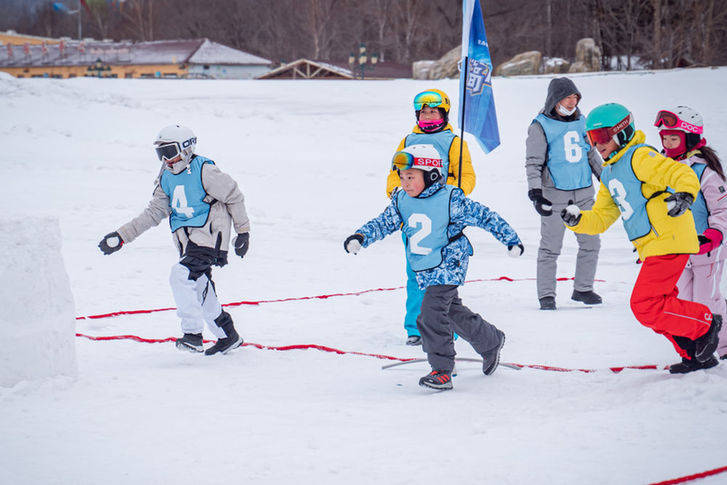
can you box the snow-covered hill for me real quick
[1,68,726,484]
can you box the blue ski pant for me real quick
[403,232,424,337]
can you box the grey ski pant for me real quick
[416,284,503,372]
[537,186,601,299]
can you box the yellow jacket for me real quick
[386,124,476,197]
[567,130,700,259]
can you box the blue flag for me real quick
[52,2,71,13]
[458,0,499,153]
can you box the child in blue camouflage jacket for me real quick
[344,144,524,390]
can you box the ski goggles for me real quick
[653,110,703,134]
[413,91,444,111]
[586,114,632,146]
[392,151,443,171]
[155,142,181,161]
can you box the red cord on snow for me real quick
[74,332,667,373]
[649,465,727,485]
[75,276,601,321]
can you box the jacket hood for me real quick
[543,77,582,119]
[603,130,646,166]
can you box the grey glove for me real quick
[560,201,582,227]
[664,192,694,217]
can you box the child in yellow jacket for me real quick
[560,103,721,373]
[384,89,476,345]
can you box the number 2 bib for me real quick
[396,185,454,272]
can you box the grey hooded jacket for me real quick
[525,77,602,191]
[117,155,250,263]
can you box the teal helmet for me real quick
[585,103,636,151]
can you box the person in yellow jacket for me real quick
[560,103,722,373]
[385,89,476,345]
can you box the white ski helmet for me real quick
[392,144,444,188]
[154,124,197,173]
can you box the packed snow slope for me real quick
[2,68,727,484]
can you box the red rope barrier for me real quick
[75,333,416,362]
[649,465,727,485]
[76,275,603,321]
[75,332,664,372]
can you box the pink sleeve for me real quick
[700,165,727,236]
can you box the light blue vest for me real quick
[690,163,709,234]
[396,185,454,272]
[600,144,659,241]
[405,130,456,180]
[534,114,592,190]
[160,156,213,232]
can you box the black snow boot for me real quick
[669,355,719,374]
[482,331,505,376]
[539,296,556,310]
[419,370,453,390]
[571,290,603,305]
[175,333,204,353]
[406,335,422,346]
[205,311,244,356]
[694,314,722,362]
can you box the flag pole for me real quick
[458,56,468,190]
[77,0,82,40]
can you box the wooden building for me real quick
[0,33,271,79]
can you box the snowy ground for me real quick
[2,68,727,484]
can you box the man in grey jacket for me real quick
[98,125,251,354]
[525,78,602,310]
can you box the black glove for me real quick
[234,233,249,259]
[664,192,694,217]
[344,234,364,254]
[98,231,123,255]
[528,188,553,216]
[560,201,582,227]
[507,243,524,257]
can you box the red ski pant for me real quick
[630,254,712,359]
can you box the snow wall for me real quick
[0,216,77,387]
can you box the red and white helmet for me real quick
[392,144,444,188]
[654,106,703,135]
[654,106,705,159]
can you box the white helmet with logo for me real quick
[392,144,444,188]
[154,124,197,173]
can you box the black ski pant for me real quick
[416,284,503,372]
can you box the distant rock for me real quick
[569,38,601,73]
[412,46,460,80]
[543,57,570,74]
[412,60,437,80]
[494,51,542,76]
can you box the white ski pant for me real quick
[677,260,727,356]
[169,263,227,338]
